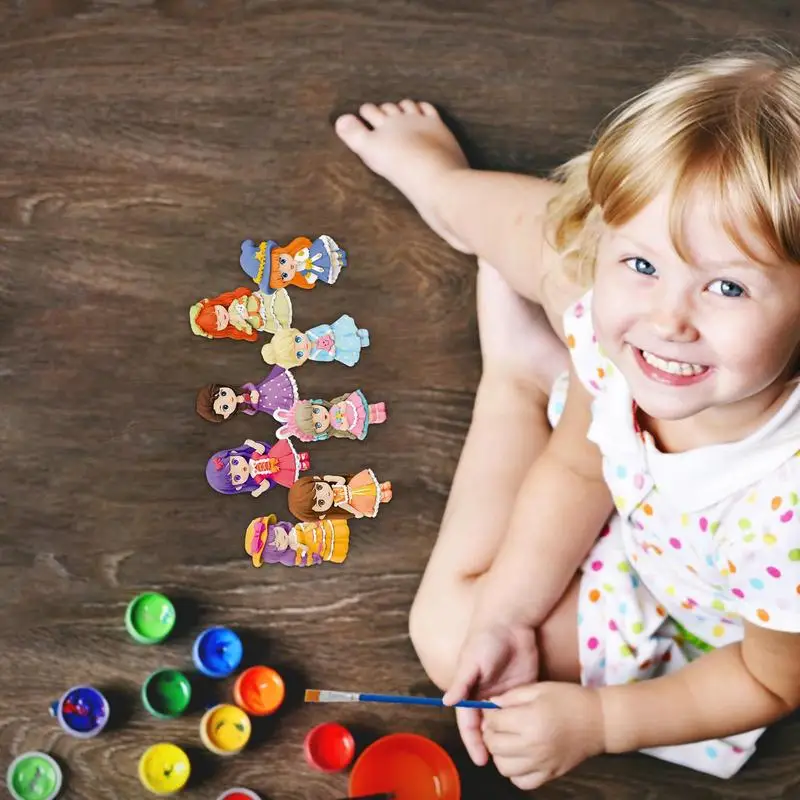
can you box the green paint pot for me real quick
[125,592,176,644]
[6,752,62,800]
[142,669,192,719]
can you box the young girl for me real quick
[288,472,393,521]
[189,287,292,342]
[206,438,310,497]
[334,50,800,786]
[273,391,387,442]
[261,315,370,369]
[239,235,347,294]
[244,514,351,567]
[195,366,299,423]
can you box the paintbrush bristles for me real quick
[304,689,321,703]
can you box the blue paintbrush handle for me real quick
[359,693,498,709]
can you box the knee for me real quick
[408,586,460,691]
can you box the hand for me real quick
[442,624,539,766]
[483,683,605,791]
[249,389,260,404]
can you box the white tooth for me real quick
[641,350,706,376]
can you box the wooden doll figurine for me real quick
[287,471,392,521]
[206,439,310,498]
[244,515,350,567]
[189,287,292,342]
[240,235,347,294]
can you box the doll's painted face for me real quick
[214,305,230,330]
[213,387,238,420]
[276,252,297,283]
[229,455,250,487]
[292,332,311,363]
[311,405,330,434]
[271,525,290,551]
[312,481,334,513]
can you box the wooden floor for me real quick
[2,1,800,798]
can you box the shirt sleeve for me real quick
[562,290,612,398]
[717,456,800,632]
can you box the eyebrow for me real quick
[616,234,760,270]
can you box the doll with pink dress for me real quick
[273,390,387,442]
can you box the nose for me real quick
[648,295,699,343]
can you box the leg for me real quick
[409,261,574,690]
[335,101,575,312]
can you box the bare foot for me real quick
[335,100,471,252]
[477,259,569,394]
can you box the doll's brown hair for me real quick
[195,383,239,424]
[288,475,355,521]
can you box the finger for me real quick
[456,707,489,766]
[512,771,550,792]
[492,754,535,779]
[482,727,521,758]
[483,706,530,736]
[443,661,481,706]
[490,682,541,708]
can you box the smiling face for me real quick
[228,455,250,488]
[592,188,800,434]
[213,387,238,420]
[292,332,310,364]
[214,305,229,330]
[311,404,330,434]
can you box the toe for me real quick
[359,102,385,127]
[419,101,439,117]
[399,98,421,114]
[381,102,401,116]
[334,114,370,148]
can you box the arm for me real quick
[472,367,613,630]
[251,481,272,498]
[243,439,266,454]
[322,474,346,485]
[600,621,800,752]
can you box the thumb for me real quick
[443,659,481,706]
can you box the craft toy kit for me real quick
[5,236,464,800]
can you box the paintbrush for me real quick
[334,795,395,800]
[305,688,498,710]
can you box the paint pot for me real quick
[125,592,176,644]
[233,666,285,716]
[349,733,461,800]
[304,722,355,773]
[200,704,252,756]
[141,669,192,719]
[6,752,62,800]
[216,790,261,800]
[192,627,243,678]
[138,743,191,795]
[51,685,110,739]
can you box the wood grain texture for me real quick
[2,1,800,797]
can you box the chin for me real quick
[630,393,702,422]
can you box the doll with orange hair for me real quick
[189,286,292,342]
[240,235,347,295]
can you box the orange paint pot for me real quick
[232,666,285,716]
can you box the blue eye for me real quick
[708,279,745,298]
[295,335,302,343]
[315,422,322,429]
[624,257,656,276]
[296,351,303,359]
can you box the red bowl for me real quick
[304,722,355,772]
[349,732,460,800]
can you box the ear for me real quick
[275,424,289,439]
[273,408,289,422]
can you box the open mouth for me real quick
[633,347,711,385]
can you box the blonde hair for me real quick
[261,328,307,368]
[547,47,800,284]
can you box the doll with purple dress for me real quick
[195,366,299,424]
[206,438,310,498]
[244,514,351,567]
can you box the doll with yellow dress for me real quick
[244,514,350,567]
[287,470,392,521]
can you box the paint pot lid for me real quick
[6,752,62,800]
[349,733,461,800]
[138,743,191,795]
[201,704,252,753]
[304,722,356,772]
[126,592,176,643]
[143,669,192,717]
[56,686,109,736]
[216,790,261,800]
[235,666,285,715]
[193,627,243,677]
